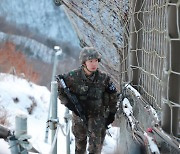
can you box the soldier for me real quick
[57,47,118,154]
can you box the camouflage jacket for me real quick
[58,67,117,118]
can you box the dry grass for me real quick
[0,41,40,83]
[0,107,10,127]
[27,96,37,114]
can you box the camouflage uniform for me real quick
[57,47,117,154]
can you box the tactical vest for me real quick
[64,68,109,117]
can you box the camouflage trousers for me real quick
[72,114,106,154]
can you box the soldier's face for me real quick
[85,58,99,72]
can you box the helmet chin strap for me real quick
[82,64,95,74]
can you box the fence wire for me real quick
[124,0,180,138]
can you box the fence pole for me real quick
[65,108,70,154]
[44,101,51,143]
[52,46,62,81]
[8,136,19,154]
[50,81,58,154]
[45,46,62,143]
[15,114,28,154]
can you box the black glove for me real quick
[105,112,115,128]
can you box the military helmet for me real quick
[79,47,101,64]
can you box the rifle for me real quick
[56,75,88,127]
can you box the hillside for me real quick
[0,0,82,88]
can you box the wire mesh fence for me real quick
[122,0,180,139]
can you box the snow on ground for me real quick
[125,84,140,97]
[0,73,119,154]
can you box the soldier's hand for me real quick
[105,112,115,128]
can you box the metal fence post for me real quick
[52,46,62,81]
[15,114,27,138]
[15,114,28,154]
[45,46,61,143]
[50,81,58,154]
[65,108,70,154]
[8,136,19,154]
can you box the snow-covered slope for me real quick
[0,73,66,153]
[0,73,119,154]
